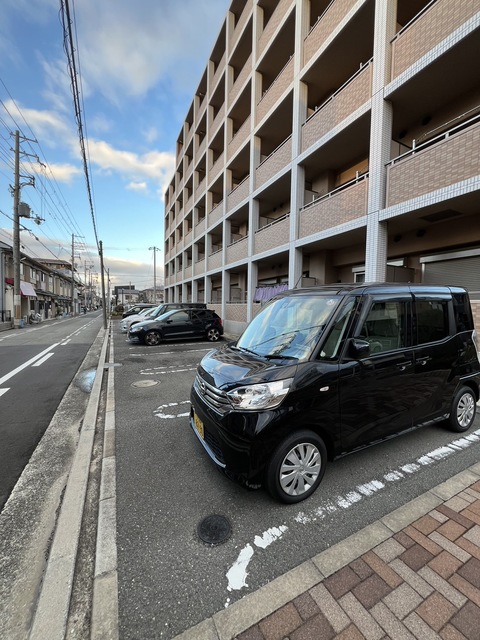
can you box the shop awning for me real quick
[20,281,37,297]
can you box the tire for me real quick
[265,430,327,504]
[144,330,162,346]
[448,386,476,432]
[206,326,220,342]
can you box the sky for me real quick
[0,0,230,293]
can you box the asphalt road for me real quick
[0,312,104,511]
[112,321,480,639]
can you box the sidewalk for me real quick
[175,465,480,640]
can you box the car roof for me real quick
[269,283,468,299]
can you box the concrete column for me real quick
[365,0,397,283]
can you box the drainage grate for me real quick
[197,514,231,545]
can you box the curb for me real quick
[91,322,119,639]
[172,462,480,640]
[29,324,110,639]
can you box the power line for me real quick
[59,0,99,251]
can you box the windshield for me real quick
[237,294,341,360]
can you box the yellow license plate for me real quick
[193,412,204,439]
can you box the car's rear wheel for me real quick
[206,326,220,342]
[144,330,162,346]
[265,430,327,503]
[449,386,476,432]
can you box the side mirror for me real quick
[349,338,370,358]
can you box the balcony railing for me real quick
[386,114,480,207]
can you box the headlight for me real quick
[129,324,141,333]
[227,378,293,410]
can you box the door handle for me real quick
[396,361,412,371]
[416,357,430,366]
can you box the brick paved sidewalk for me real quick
[237,481,480,640]
[175,464,480,640]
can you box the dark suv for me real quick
[190,284,480,503]
[128,308,223,346]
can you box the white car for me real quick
[120,307,156,333]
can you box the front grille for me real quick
[204,429,225,464]
[194,374,230,413]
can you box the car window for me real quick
[357,300,406,354]
[320,299,356,359]
[415,299,449,344]
[170,311,189,323]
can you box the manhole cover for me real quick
[131,380,159,388]
[197,515,232,545]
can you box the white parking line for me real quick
[0,388,10,397]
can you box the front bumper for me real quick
[189,383,279,487]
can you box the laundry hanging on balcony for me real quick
[253,283,288,302]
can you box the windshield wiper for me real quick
[263,353,298,360]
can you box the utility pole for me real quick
[100,241,107,329]
[71,234,75,316]
[13,131,21,328]
[11,130,36,328]
[149,246,160,303]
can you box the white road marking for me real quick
[0,388,10,397]
[224,429,480,596]
[141,365,197,376]
[32,353,55,367]
[153,401,191,419]
[0,343,59,386]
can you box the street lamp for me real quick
[149,246,160,303]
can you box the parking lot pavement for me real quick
[8,320,480,640]
[174,468,480,639]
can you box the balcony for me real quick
[257,0,293,59]
[228,54,252,106]
[210,104,225,139]
[209,52,226,94]
[254,215,290,253]
[185,265,192,280]
[208,249,223,271]
[303,0,353,67]
[226,236,248,264]
[230,0,253,52]
[301,61,372,152]
[386,116,480,207]
[208,201,224,227]
[227,115,251,161]
[299,175,368,238]
[195,217,206,236]
[256,56,294,123]
[391,0,479,80]
[255,136,292,190]
[209,151,224,183]
[195,257,206,275]
[227,176,250,210]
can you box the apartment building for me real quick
[164,0,480,335]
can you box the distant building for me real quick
[0,242,78,329]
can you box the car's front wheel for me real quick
[449,386,476,432]
[265,430,327,503]
[144,330,162,346]
[206,326,221,342]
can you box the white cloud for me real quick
[73,0,230,101]
[127,181,148,193]
[87,139,175,194]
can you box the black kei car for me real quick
[128,308,223,346]
[190,284,480,504]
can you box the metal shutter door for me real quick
[423,256,480,299]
